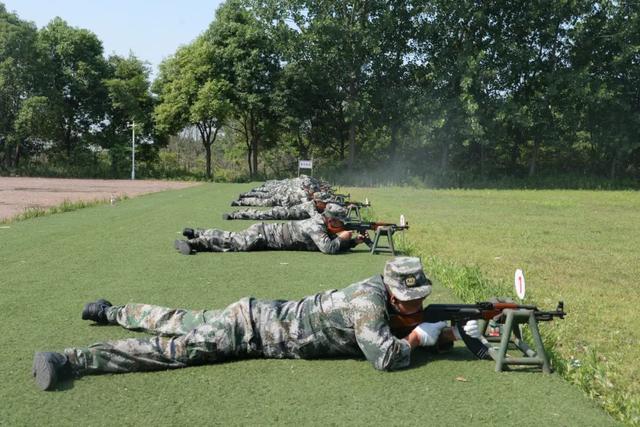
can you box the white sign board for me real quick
[299,160,313,169]
[514,269,526,300]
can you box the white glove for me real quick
[413,321,448,346]
[463,320,482,339]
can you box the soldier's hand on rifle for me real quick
[354,231,368,244]
[413,321,448,346]
[451,320,482,340]
[463,320,482,339]
[336,230,352,240]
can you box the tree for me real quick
[102,53,155,177]
[0,3,40,168]
[205,0,282,178]
[278,0,389,169]
[36,17,109,160]
[154,37,230,179]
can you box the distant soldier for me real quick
[231,175,332,207]
[230,187,310,208]
[223,200,319,221]
[32,257,482,390]
[174,205,362,255]
[237,175,328,199]
[223,193,345,221]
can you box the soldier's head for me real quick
[322,203,348,227]
[384,257,432,313]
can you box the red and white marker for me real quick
[514,269,526,300]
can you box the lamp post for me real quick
[128,120,136,180]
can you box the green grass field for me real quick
[0,183,628,425]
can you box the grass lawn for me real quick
[345,185,640,424]
[0,183,622,425]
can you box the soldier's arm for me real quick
[351,292,411,371]
[308,225,344,254]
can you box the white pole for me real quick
[131,120,136,180]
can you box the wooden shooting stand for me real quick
[346,205,362,221]
[370,226,400,255]
[484,309,551,373]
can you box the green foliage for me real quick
[36,17,109,158]
[3,0,640,182]
[203,0,283,178]
[154,37,231,179]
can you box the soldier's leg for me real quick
[105,303,223,336]
[227,208,266,220]
[230,207,287,220]
[232,197,277,207]
[239,191,272,199]
[268,207,290,220]
[65,299,259,375]
[190,224,267,252]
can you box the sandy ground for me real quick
[0,177,200,221]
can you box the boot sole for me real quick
[174,240,193,255]
[32,353,56,391]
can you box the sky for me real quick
[3,0,225,78]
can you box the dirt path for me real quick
[0,177,200,220]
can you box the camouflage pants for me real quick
[227,207,309,221]
[192,224,268,252]
[232,197,278,207]
[239,190,272,199]
[65,299,260,374]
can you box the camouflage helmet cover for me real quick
[383,256,432,301]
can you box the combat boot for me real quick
[222,213,231,220]
[174,239,194,255]
[32,352,73,391]
[230,200,240,206]
[182,227,195,239]
[81,299,112,324]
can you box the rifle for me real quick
[327,219,409,247]
[344,199,371,208]
[333,193,351,203]
[390,299,566,359]
[314,199,371,211]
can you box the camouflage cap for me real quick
[312,191,334,202]
[322,203,348,219]
[383,256,432,301]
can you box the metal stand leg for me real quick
[491,309,551,373]
[346,205,361,221]
[370,227,396,255]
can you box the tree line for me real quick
[1,1,639,185]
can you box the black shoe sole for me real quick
[174,239,193,255]
[32,353,57,391]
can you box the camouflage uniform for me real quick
[64,275,412,375]
[237,175,325,197]
[232,175,329,207]
[232,187,310,208]
[187,213,351,254]
[224,198,346,220]
[225,200,318,220]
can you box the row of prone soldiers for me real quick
[33,175,473,393]
[174,174,375,255]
